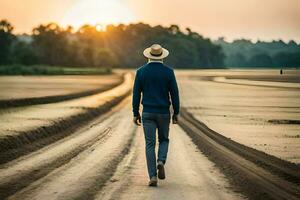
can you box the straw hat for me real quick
[143,44,169,60]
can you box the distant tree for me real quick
[185,27,192,36]
[288,40,297,47]
[0,20,13,32]
[225,53,247,67]
[164,38,198,67]
[32,23,70,66]
[0,19,15,64]
[168,25,181,35]
[272,52,300,67]
[12,41,37,65]
[94,48,117,67]
[216,38,300,67]
[247,53,273,67]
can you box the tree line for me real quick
[0,19,224,68]
[215,38,300,68]
[1,19,299,68]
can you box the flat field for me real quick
[178,69,300,163]
[0,74,121,101]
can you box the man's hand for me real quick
[172,114,178,124]
[133,116,142,126]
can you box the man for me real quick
[132,44,180,187]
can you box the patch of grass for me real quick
[0,65,112,75]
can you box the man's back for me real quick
[132,44,180,186]
[132,62,179,117]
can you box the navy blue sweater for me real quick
[132,62,180,117]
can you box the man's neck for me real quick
[148,59,163,64]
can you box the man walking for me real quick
[132,44,180,187]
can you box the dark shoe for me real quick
[157,161,165,180]
[148,176,158,187]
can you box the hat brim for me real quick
[143,47,169,59]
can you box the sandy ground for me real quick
[1,103,244,200]
[0,74,132,138]
[178,70,300,163]
[1,69,299,199]
[1,102,135,200]
[3,105,295,200]
[0,75,121,100]
[177,69,300,81]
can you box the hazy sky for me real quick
[1,0,299,42]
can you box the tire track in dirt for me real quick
[0,73,132,164]
[180,108,300,183]
[0,75,123,109]
[179,108,300,200]
[7,104,136,200]
[0,98,132,199]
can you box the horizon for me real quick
[0,0,299,43]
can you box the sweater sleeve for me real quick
[169,70,180,115]
[132,70,142,117]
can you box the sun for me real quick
[61,0,135,29]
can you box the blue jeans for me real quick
[142,112,170,179]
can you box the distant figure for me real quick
[280,69,283,75]
[132,44,180,187]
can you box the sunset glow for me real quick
[61,0,135,29]
[0,0,299,42]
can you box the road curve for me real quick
[0,73,132,164]
[0,98,134,199]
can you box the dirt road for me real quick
[97,125,244,200]
[1,101,245,200]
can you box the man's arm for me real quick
[132,70,142,117]
[169,70,180,116]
